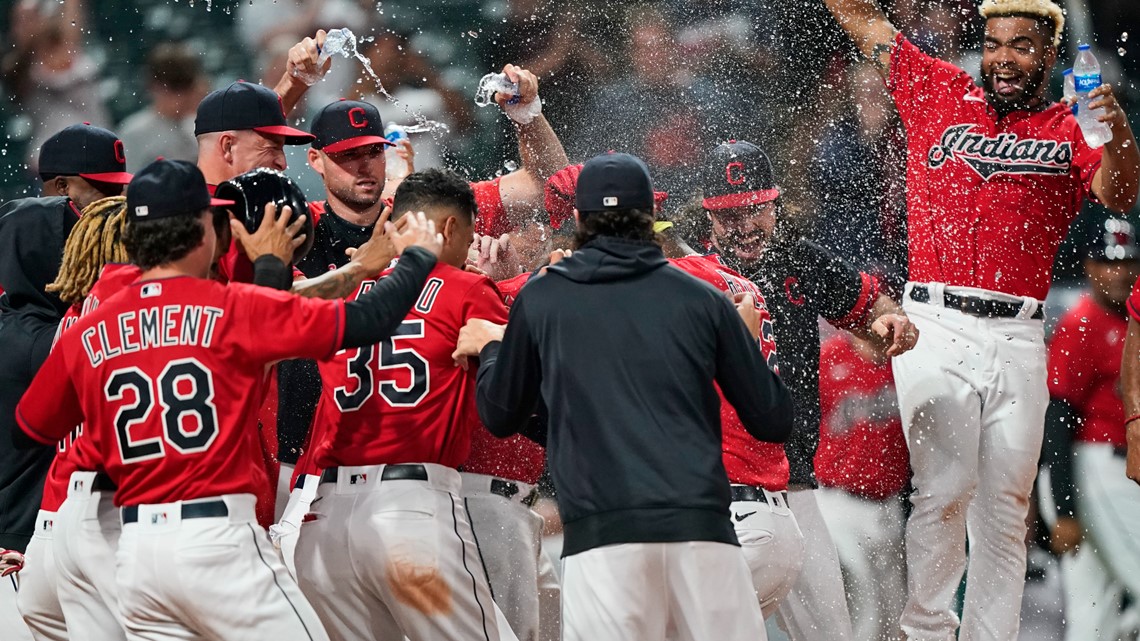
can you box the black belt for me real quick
[730,485,774,504]
[909,285,1043,320]
[320,463,429,485]
[490,478,538,506]
[121,500,228,524]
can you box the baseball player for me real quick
[824,0,1140,637]
[1045,219,1140,640]
[816,333,910,641]
[453,152,792,641]
[0,123,133,641]
[688,139,915,641]
[294,168,517,641]
[12,158,444,640]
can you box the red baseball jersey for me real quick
[460,272,546,485]
[815,335,909,500]
[889,34,1103,301]
[669,254,789,491]
[1127,275,1140,322]
[17,277,345,507]
[40,263,142,512]
[1049,294,1128,447]
[310,262,509,469]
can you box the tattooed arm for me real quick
[822,0,899,78]
[291,207,399,300]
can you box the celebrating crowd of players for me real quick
[2,0,1140,640]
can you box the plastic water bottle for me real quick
[292,28,355,86]
[1073,44,1113,147]
[1062,69,1077,115]
[474,72,520,107]
[384,123,409,177]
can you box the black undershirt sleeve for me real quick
[796,239,865,322]
[251,255,294,291]
[475,295,543,437]
[341,247,436,348]
[1043,397,1079,519]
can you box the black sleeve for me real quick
[341,247,436,348]
[519,399,549,447]
[714,295,794,443]
[795,239,874,326]
[475,295,543,437]
[251,255,294,291]
[1043,397,1079,519]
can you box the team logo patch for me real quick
[349,473,368,485]
[927,124,1072,179]
[140,283,162,298]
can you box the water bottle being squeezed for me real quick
[292,28,357,86]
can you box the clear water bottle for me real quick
[292,28,355,87]
[1062,69,1077,115]
[474,72,520,107]
[384,124,409,177]
[1073,44,1113,147]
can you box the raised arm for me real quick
[495,64,570,221]
[1088,84,1140,213]
[822,0,899,77]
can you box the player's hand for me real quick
[496,64,538,107]
[535,249,572,276]
[452,319,507,370]
[872,313,919,357]
[383,140,416,200]
[0,549,25,578]
[1088,84,1130,131]
[287,29,331,84]
[386,211,443,258]
[345,207,396,275]
[1049,516,1083,555]
[229,202,307,266]
[733,293,761,340]
[472,233,524,281]
[544,164,582,230]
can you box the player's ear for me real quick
[307,148,323,175]
[220,132,237,164]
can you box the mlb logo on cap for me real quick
[575,152,655,215]
[135,206,150,217]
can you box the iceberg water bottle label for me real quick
[1075,73,1101,93]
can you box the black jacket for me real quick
[0,197,79,551]
[474,236,793,557]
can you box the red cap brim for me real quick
[702,189,780,210]
[320,136,395,155]
[80,171,134,185]
[210,197,236,206]
[254,125,316,145]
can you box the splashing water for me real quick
[504,160,519,172]
[1123,32,1130,43]
[1120,48,1128,57]
[316,28,449,139]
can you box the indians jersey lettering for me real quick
[889,33,1103,300]
[669,254,789,490]
[17,277,345,506]
[311,262,509,469]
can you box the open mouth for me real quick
[992,69,1024,97]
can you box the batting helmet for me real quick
[215,168,314,265]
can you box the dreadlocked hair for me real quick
[46,196,129,306]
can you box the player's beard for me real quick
[982,63,1047,116]
[331,181,382,211]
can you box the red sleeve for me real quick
[1128,276,1140,322]
[463,277,510,325]
[1047,310,1098,406]
[496,273,531,307]
[229,284,346,363]
[887,33,969,127]
[308,201,325,227]
[1071,131,1105,205]
[16,347,84,445]
[472,178,511,237]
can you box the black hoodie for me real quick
[0,196,80,551]
[474,236,794,557]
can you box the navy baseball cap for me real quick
[311,99,394,154]
[38,123,133,184]
[702,140,780,210]
[1089,217,1140,262]
[575,152,655,214]
[127,159,234,221]
[194,81,314,144]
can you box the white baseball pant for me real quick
[294,463,518,641]
[730,487,804,617]
[276,462,296,522]
[893,283,1047,641]
[1059,443,1140,641]
[116,493,328,641]
[537,547,561,641]
[53,472,126,641]
[815,487,907,641]
[16,511,66,641]
[775,487,856,641]
[1,571,35,641]
[562,540,765,641]
[462,472,557,641]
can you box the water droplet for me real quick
[1123,32,1130,43]
[1119,47,1127,57]
[504,160,519,172]
[468,30,479,38]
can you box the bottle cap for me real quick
[1062,68,1072,75]
[1079,44,1091,50]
